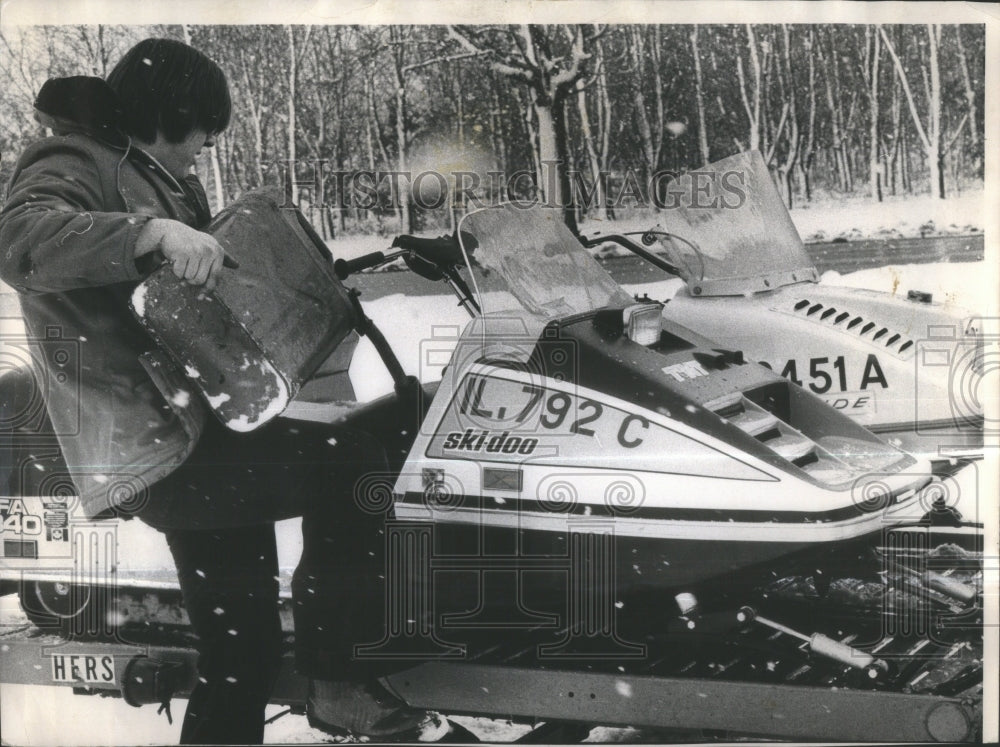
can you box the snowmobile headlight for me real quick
[624,303,663,346]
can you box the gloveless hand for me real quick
[135,218,231,290]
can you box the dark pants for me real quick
[163,525,283,745]
[139,417,390,744]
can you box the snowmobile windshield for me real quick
[648,150,819,297]
[457,204,634,319]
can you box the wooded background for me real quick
[0,24,985,236]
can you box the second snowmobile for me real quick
[579,151,989,464]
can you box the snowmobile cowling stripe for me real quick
[397,488,915,525]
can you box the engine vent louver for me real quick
[788,299,915,356]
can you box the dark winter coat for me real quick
[0,77,210,518]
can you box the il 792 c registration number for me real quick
[450,373,651,449]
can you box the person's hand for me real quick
[136,218,230,290]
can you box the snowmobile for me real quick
[0,197,985,742]
[327,201,963,597]
[577,151,989,465]
[292,200,983,743]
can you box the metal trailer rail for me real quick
[0,632,979,743]
[384,661,979,743]
[0,528,985,742]
[1,576,983,744]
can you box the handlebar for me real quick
[334,251,390,280]
[577,233,680,277]
[393,234,457,262]
[393,231,476,266]
[334,232,478,281]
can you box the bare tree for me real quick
[4,24,981,221]
[629,26,665,184]
[774,25,799,208]
[817,28,853,193]
[286,25,314,205]
[691,25,711,166]
[880,24,955,198]
[860,27,883,201]
[796,28,818,202]
[952,26,981,177]
[735,24,763,154]
[449,24,603,232]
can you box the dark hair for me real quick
[106,38,231,144]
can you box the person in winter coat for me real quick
[0,37,475,746]
[0,38,282,744]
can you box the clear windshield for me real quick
[457,205,634,317]
[648,150,819,296]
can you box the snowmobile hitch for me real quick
[121,656,186,724]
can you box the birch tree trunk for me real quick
[927,24,943,198]
[210,137,226,211]
[953,26,980,176]
[448,23,598,232]
[629,26,657,182]
[237,49,266,188]
[880,24,945,198]
[489,73,508,175]
[736,25,762,153]
[863,27,883,201]
[691,25,711,166]
[287,25,298,205]
[797,28,817,202]
[818,30,851,192]
[394,82,411,234]
[364,65,398,230]
[776,25,799,208]
[576,78,607,220]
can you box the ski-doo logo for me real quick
[662,360,709,382]
[442,428,538,456]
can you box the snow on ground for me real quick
[787,188,984,243]
[320,189,985,263]
[819,263,986,311]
